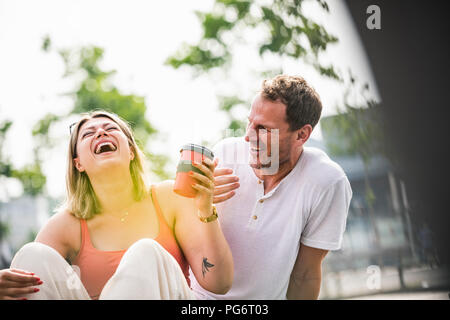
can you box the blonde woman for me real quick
[0,110,233,300]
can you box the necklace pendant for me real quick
[120,212,129,222]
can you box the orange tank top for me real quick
[72,185,190,299]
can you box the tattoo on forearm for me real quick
[202,257,215,278]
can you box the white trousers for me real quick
[10,239,196,300]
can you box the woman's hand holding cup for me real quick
[190,157,218,216]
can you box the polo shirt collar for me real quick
[251,148,305,199]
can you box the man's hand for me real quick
[212,159,240,204]
[0,268,43,300]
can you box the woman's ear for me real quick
[73,158,85,172]
[130,150,135,161]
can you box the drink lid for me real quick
[180,143,214,159]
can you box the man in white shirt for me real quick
[190,75,352,299]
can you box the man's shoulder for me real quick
[301,147,348,186]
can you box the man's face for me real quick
[244,94,298,173]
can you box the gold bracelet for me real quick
[198,205,218,223]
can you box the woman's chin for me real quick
[91,156,128,171]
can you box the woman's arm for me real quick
[160,158,233,295]
[0,210,78,300]
[34,210,79,262]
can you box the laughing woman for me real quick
[1,110,233,300]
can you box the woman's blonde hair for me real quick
[61,110,149,220]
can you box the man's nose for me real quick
[244,126,254,142]
[245,125,257,143]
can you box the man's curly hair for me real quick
[261,75,322,131]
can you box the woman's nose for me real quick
[95,127,108,138]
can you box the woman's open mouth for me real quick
[94,141,117,155]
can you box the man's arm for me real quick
[286,244,328,300]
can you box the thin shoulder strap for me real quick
[150,185,170,230]
[79,218,88,250]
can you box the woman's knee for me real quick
[120,238,177,269]
[128,238,163,255]
[11,242,65,269]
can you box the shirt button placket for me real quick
[250,179,264,226]
[252,198,265,222]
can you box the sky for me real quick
[0,0,379,199]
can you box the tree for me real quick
[33,37,170,187]
[0,119,46,197]
[0,120,13,179]
[321,75,384,256]
[166,0,385,207]
[166,0,340,133]
[166,0,387,265]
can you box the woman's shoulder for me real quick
[152,180,192,205]
[153,179,175,192]
[46,208,80,231]
[35,208,81,259]
[151,180,178,208]
[151,180,191,222]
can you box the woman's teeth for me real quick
[95,142,117,154]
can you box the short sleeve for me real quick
[300,176,352,251]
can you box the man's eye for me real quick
[257,126,270,132]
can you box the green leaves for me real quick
[27,38,171,191]
[11,163,46,196]
[0,118,47,196]
[60,44,165,177]
[200,12,234,39]
[41,35,51,52]
[218,95,247,131]
[166,0,339,133]
[217,0,251,19]
[321,77,383,212]
[218,95,245,112]
[314,63,340,81]
[260,6,293,55]
[166,43,229,71]
[0,220,10,241]
[0,120,13,178]
[0,120,12,139]
[167,0,338,78]
[321,70,384,171]
[32,113,60,137]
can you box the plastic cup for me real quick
[173,143,215,198]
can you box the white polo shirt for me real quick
[190,137,352,299]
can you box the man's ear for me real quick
[73,158,85,172]
[297,124,313,144]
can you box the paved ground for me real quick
[347,290,449,300]
[320,266,450,299]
